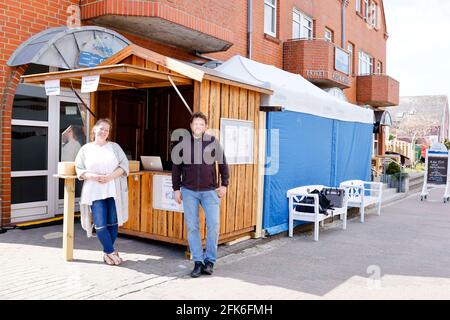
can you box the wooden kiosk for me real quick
[22,45,272,259]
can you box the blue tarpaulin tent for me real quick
[216,56,374,235]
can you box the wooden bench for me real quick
[287,185,348,241]
[339,180,383,223]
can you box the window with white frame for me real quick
[356,0,361,13]
[370,1,378,27]
[325,28,333,42]
[292,8,313,39]
[348,42,354,74]
[363,0,369,19]
[359,51,373,75]
[376,61,382,74]
[264,0,277,36]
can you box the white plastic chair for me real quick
[286,185,348,241]
[339,180,383,223]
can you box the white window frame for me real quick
[10,89,90,222]
[358,50,373,75]
[292,8,313,39]
[363,0,369,19]
[376,61,382,74]
[370,1,378,27]
[348,42,354,74]
[264,0,277,37]
[325,28,333,42]
[356,0,361,13]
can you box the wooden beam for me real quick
[22,65,129,83]
[134,80,192,89]
[253,111,266,239]
[60,77,138,89]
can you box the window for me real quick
[370,2,378,27]
[358,51,373,75]
[376,61,382,74]
[348,42,354,74]
[292,8,313,39]
[325,28,333,42]
[264,0,277,36]
[363,0,369,19]
[356,0,361,13]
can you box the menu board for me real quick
[220,118,254,164]
[427,157,448,185]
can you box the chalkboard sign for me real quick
[427,157,448,185]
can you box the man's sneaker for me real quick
[202,261,214,275]
[191,262,204,278]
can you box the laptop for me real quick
[140,156,164,171]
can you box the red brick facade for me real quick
[0,0,395,225]
[357,75,400,107]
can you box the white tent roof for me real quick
[215,55,374,124]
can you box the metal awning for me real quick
[7,26,130,69]
[374,110,393,126]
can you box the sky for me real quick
[384,0,450,98]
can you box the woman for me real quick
[75,118,129,266]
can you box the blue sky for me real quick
[384,0,450,98]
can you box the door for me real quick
[112,90,147,160]
[11,88,90,222]
[53,95,90,215]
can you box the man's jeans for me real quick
[91,197,118,254]
[181,187,220,264]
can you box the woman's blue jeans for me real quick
[91,197,118,254]
[180,187,221,264]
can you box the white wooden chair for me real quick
[339,180,383,223]
[286,185,348,241]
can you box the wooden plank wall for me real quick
[116,78,260,244]
[197,80,260,238]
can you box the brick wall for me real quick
[0,0,81,225]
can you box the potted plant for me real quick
[385,161,400,188]
[385,161,409,192]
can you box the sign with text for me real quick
[152,175,183,212]
[335,47,350,75]
[81,75,100,93]
[220,118,254,164]
[427,156,448,185]
[45,79,60,96]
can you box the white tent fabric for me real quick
[215,55,374,124]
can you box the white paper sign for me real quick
[153,175,184,212]
[45,79,60,96]
[220,118,254,164]
[81,75,100,93]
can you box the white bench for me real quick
[339,180,383,223]
[287,185,348,241]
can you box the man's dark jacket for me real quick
[172,133,229,192]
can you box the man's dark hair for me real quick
[190,111,208,125]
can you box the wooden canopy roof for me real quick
[21,44,273,94]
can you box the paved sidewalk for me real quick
[1,187,450,299]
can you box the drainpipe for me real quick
[247,0,252,59]
[341,0,347,48]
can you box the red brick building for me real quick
[0,0,399,225]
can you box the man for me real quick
[172,112,229,278]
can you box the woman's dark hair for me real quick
[190,111,208,125]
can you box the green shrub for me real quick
[386,161,401,175]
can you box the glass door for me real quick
[52,95,89,215]
[11,85,51,223]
